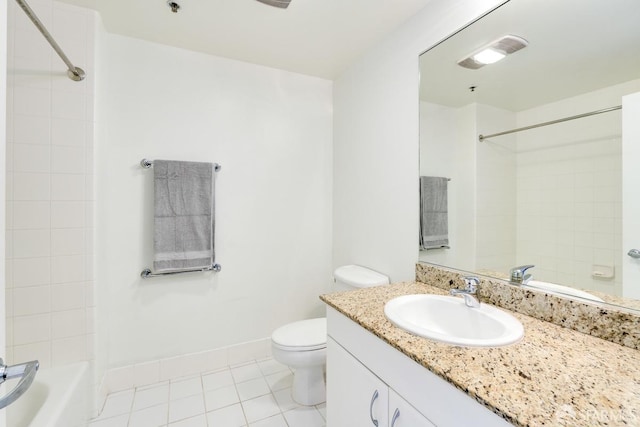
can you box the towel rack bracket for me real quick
[140,158,221,172]
[140,264,222,279]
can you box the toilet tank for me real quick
[333,265,390,292]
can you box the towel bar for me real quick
[141,264,222,279]
[140,158,221,172]
[140,157,221,279]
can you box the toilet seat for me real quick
[271,318,326,351]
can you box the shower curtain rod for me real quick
[478,105,622,142]
[14,0,86,81]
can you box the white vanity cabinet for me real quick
[327,337,434,427]
[326,307,513,427]
[327,337,390,426]
[389,389,436,427]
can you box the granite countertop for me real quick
[320,282,640,427]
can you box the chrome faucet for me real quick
[450,276,480,308]
[510,265,534,284]
[0,358,39,409]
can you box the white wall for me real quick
[332,0,505,282]
[96,34,333,368]
[4,0,96,371]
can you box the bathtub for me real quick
[6,361,90,427]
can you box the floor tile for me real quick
[132,383,169,411]
[241,394,281,424]
[231,362,263,383]
[168,413,208,427]
[316,402,327,419]
[272,388,300,412]
[91,357,323,427]
[170,376,203,401]
[99,389,134,419]
[248,413,288,427]
[236,377,271,401]
[257,358,289,376]
[203,369,234,391]
[88,414,129,427]
[168,394,206,423]
[206,402,247,427]
[128,403,168,427]
[283,406,326,427]
[204,384,240,412]
[265,370,293,392]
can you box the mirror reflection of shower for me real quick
[418,0,640,310]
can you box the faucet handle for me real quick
[462,276,479,292]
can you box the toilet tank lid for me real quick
[333,265,390,288]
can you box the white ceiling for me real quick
[59,0,432,79]
[419,0,640,111]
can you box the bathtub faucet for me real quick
[0,357,40,409]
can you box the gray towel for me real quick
[153,160,215,272]
[419,176,449,250]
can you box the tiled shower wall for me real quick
[5,0,95,369]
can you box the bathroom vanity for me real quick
[321,282,640,427]
[326,306,511,426]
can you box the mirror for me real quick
[418,0,640,312]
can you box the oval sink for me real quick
[524,280,604,302]
[384,294,524,347]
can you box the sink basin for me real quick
[524,280,604,302]
[384,294,524,347]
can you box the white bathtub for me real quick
[6,361,90,427]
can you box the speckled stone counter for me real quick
[321,282,640,427]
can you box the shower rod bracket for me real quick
[67,67,86,82]
[14,0,86,81]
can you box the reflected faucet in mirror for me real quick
[510,265,534,284]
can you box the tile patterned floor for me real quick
[89,358,326,427]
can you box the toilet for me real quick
[271,264,390,406]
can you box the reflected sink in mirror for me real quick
[384,294,524,347]
[524,280,604,303]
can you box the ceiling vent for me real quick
[256,0,291,9]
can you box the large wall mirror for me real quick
[418,0,640,313]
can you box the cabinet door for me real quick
[327,337,389,427]
[389,389,436,427]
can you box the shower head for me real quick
[256,0,291,9]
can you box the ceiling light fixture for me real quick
[457,35,528,70]
[256,0,292,9]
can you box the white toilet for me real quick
[271,265,390,406]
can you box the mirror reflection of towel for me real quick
[153,160,215,272]
[419,176,449,250]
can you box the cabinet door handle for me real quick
[369,389,379,426]
[391,408,401,427]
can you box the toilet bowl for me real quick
[271,265,390,406]
[271,318,327,406]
